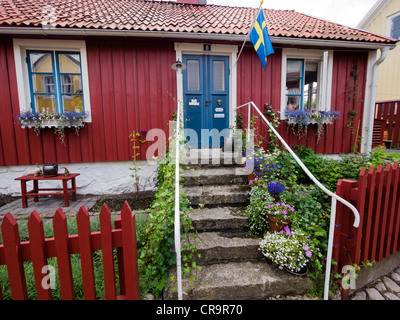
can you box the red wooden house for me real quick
[0,0,397,195]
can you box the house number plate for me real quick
[214,114,225,118]
[215,108,224,112]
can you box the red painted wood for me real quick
[0,213,28,300]
[114,216,125,296]
[377,164,392,261]
[99,203,117,300]
[370,165,384,261]
[361,166,376,263]
[352,167,367,265]
[86,42,106,162]
[392,164,400,254]
[76,206,96,300]
[120,201,140,300]
[53,208,75,300]
[0,39,372,166]
[393,103,400,147]
[385,163,399,257]
[27,211,52,300]
[0,41,18,165]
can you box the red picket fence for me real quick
[375,100,400,148]
[333,163,400,275]
[0,201,140,300]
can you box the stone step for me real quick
[184,185,250,207]
[163,260,314,300]
[182,167,248,187]
[189,207,249,232]
[184,231,263,265]
[182,150,243,168]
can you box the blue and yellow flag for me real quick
[249,10,274,69]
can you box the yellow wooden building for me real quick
[358,0,400,102]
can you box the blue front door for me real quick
[182,54,230,148]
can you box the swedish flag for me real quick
[249,10,274,69]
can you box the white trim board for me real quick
[13,38,92,122]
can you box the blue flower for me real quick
[267,182,286,196]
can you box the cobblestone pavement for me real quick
[349,267,400,300]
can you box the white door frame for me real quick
[174,43,238,131]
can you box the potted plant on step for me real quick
[260,228,313,276]
[265,201,294,232]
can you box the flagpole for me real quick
[234,0,264,67]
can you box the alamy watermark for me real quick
[41,5,57,29]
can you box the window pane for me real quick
[61,74,82,94]
[34,95,56,113]
[187,60,200,91]
[58,53,81,73]
[32,74,55,93]
[213,60,225,91]
[303,62,319,110]
[286,78,301,92]
[62,95,83,112]
[287,60,302,78]
[29,53,53,73]
[286,95,301,111]
[392,16,400,39]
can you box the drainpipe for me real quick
[363,47,390,154]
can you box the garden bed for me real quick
[90,190,155,212]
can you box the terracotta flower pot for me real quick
[267,214,290,233]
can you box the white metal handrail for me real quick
[235,101,360,300]
[174,99,184,300]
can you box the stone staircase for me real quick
[163,149,313,300]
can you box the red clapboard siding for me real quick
[236,48,368,154]
[0,38,370,166]
[0,37,177,166]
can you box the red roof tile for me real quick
[0,0,396,44]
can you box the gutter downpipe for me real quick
[364,47,390,154]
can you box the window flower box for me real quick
[17,111,89,144]
[285,109,341,142]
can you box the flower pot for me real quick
[267,214,290,233]
[284,264,309,277]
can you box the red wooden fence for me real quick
[375,100,400,148]
[0,201,140,300]
[333,163,400,275]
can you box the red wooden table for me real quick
[15,173,80,208]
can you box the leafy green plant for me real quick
[138,123,200,298]
[244,185,274,236]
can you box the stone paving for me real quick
[0,195,99,220]
[349,267,400,300]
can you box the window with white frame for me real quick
[13,39,91,121]
[281,49,333,118]
[390,14,400,39]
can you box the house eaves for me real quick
[0,26,396,51]
[357,0,391,29]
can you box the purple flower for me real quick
[306,251,312,258]
[303,245,310,251]
[284,226,291,236]
[282,209,287,215]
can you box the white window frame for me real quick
[13,39,92,122]
[387,11,400,39]
[280,48,333,119]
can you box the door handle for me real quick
[205,100,212,107]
